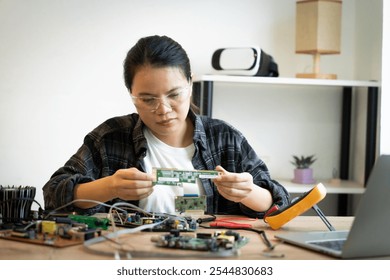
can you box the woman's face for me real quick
[131,65,192,145]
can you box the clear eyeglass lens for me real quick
[132,87,189,110]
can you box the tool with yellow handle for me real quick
[264,183,327,230]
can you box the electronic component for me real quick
[41,220,57,234]
[111,212,197,232]
[175,195,207,214]
[68,214,110,230]
[0,185,36,223]
[264,183,327,230]
[0,220,101,247]
[0,213,105,247]
[149,216,197,232]
[152,168,220,186]
[151,230,249,253]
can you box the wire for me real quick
[186,216,277,252]
[108,201,144,234]
[84,217,168,258]
[32,199,278,258]
[199,224,276,252]
[83,200,196,258]
[43,199,127,220]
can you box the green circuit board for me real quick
[175,195,207,213]
[152,168,220,186]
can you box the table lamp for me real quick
[295,0,342,79]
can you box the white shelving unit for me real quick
[194,74,380,88]
[277,179,365,194]
[192,75,381,215]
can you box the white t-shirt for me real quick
[139,128,205,214]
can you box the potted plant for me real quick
[291,155,317,184]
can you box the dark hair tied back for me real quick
[123,35,192,92]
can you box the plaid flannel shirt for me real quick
[43,110,290,218]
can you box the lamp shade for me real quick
[296,0,342,54]
[295,0,342,79]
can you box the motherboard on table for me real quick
[110,211,198,232]
[0,209,203,247]
[0,212,108,247]
[151,229,249,254]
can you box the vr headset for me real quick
[211,46,279,77]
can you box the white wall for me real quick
[380,1,389,154]
[0,0,383,210]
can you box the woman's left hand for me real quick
[212,165,254,203]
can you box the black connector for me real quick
[196,215,216,224]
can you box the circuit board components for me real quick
[152,168,220,186]
[151,230,249,253]
[68,214,110,230]
[174,195,207,214]
[111,212,198,232]
[0,216,103,247]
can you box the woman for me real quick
[43,35,289,217]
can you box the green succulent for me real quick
[291,155,317,169]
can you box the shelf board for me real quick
[277,179,365,194]
[194,74,381,88]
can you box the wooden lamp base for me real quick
[296,52,338,80]
[296,72,337,79]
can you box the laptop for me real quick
[275,154,390,259]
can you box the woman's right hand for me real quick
[109,167,154,200]
[74,168,154,209]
